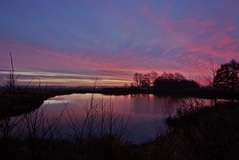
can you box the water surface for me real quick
[40,93,209,144]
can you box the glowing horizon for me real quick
[1,0,239,86]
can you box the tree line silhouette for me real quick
[132,71,199,90]
[132,59,239,91]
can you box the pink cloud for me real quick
[138,2,239,77]
[1,1,239,86]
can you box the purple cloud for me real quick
[1,0,239,86]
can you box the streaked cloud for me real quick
[0,0,239,86]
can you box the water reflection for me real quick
[39,94,185,144]
[1,94,229,144]
[12,93,218,144]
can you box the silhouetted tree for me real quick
[200,59,218,88]
[154,72,199,89]
[133,73,143,88]
[149,71,158,85]
[142,73,150,88]
[133,71,158,88]
[174,72,186,81]
[159,72,185,81]
[160,72,175,80]
[213,59,239,91]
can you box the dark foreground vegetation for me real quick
[152,101,239,160]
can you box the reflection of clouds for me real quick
[43,99,66,104]
[40,94,173,143]
[37,93,225,144]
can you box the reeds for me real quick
[0,94,132,160]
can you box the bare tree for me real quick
[174,72,185,81]
[149,71,158,86]
[200,59,218,88]
[142,73,151,88]
[160,72,185,81]
[133,71,159,88]
[133,73,143,88]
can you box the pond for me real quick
[39,93,213,144]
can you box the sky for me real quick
[0,0,239,86]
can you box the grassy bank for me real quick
[0,87,100,118]
[149,101,239,160]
